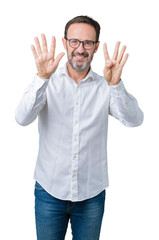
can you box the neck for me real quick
[66,62,90,84]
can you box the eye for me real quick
[70,39,79,46]
[84,40,93,48]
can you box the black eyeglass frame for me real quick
[65,38,98,50]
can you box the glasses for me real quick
[65,38,98,50]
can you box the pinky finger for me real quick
[31,45,38,59]
[121,53,129,67]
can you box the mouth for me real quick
[72,52,89,61]
[74,55,86,61]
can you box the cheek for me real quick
[66,45,72,56]
[68,49,74,57]
[88,50,94,58]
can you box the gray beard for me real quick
[68,58,90,72]
[66,45,94,72]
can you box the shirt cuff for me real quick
[109,80,126,97]
[35,74,50,83]
[31,74,49,91]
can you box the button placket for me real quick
[71,85,81,201]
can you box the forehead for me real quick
[67,23,96,41]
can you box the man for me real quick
[15,16,143,240]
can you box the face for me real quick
[62,23,99,72]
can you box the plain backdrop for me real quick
[0,0,159,239]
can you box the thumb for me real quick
[54,52,65,68]
[105,60,113,69]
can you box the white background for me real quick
[0,0,159,239]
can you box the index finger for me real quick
[112,41,121,60]
[103,43,110,62]
[31,44,38,59]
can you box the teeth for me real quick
[75,55,84,58]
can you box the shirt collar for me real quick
[59,63,94,83]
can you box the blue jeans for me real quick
[34,181,106,240]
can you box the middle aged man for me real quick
[15,16,144,240]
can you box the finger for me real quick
[31,45,38,59]
[41,33,48,52]
[103,43,110,62]
[112,41,120,60]
[50,36,56,59]
[34,37,42,55]
[54,52,65,68]
[105,60,113,69]
[121,53,129,67]
[118,45,126,63]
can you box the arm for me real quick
[15,75,49,126]
[15,34,65,126]
[109,80,144,127]
[103,41,143,127]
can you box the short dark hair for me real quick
[64,15,101,42]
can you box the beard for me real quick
[67,49,94,72]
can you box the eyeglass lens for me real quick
[69,39,93,49]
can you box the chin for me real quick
[69,59,89,71]
[74,63,89,72]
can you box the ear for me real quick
[62,37,67,50]
[94,41,100,53]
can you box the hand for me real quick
[31,34,65,79]
[103,41,129,86]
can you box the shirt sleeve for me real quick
[109,80,144,127]
[15,75,49,126]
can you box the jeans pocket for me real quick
[35,181,44,190]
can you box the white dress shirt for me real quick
[15,64,144,202]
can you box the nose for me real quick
[76,42,85,53]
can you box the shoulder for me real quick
[92,71,109,88]
[51,65,65,79]
[48,66,66,87]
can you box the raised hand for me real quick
[103,41,129,86]
[31,34,65,79]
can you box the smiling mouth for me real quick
[72,52,89,60]
[74,55,86,61]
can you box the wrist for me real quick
[108,82,117,86]
[37,73,51,79]
[108,79,121,86]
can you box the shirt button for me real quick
[76,102,79,105]
[74,138,78,141]
[75,120,78,124]
[74,155,77,159]
[73,173,76,177]
[117,86,121,91]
